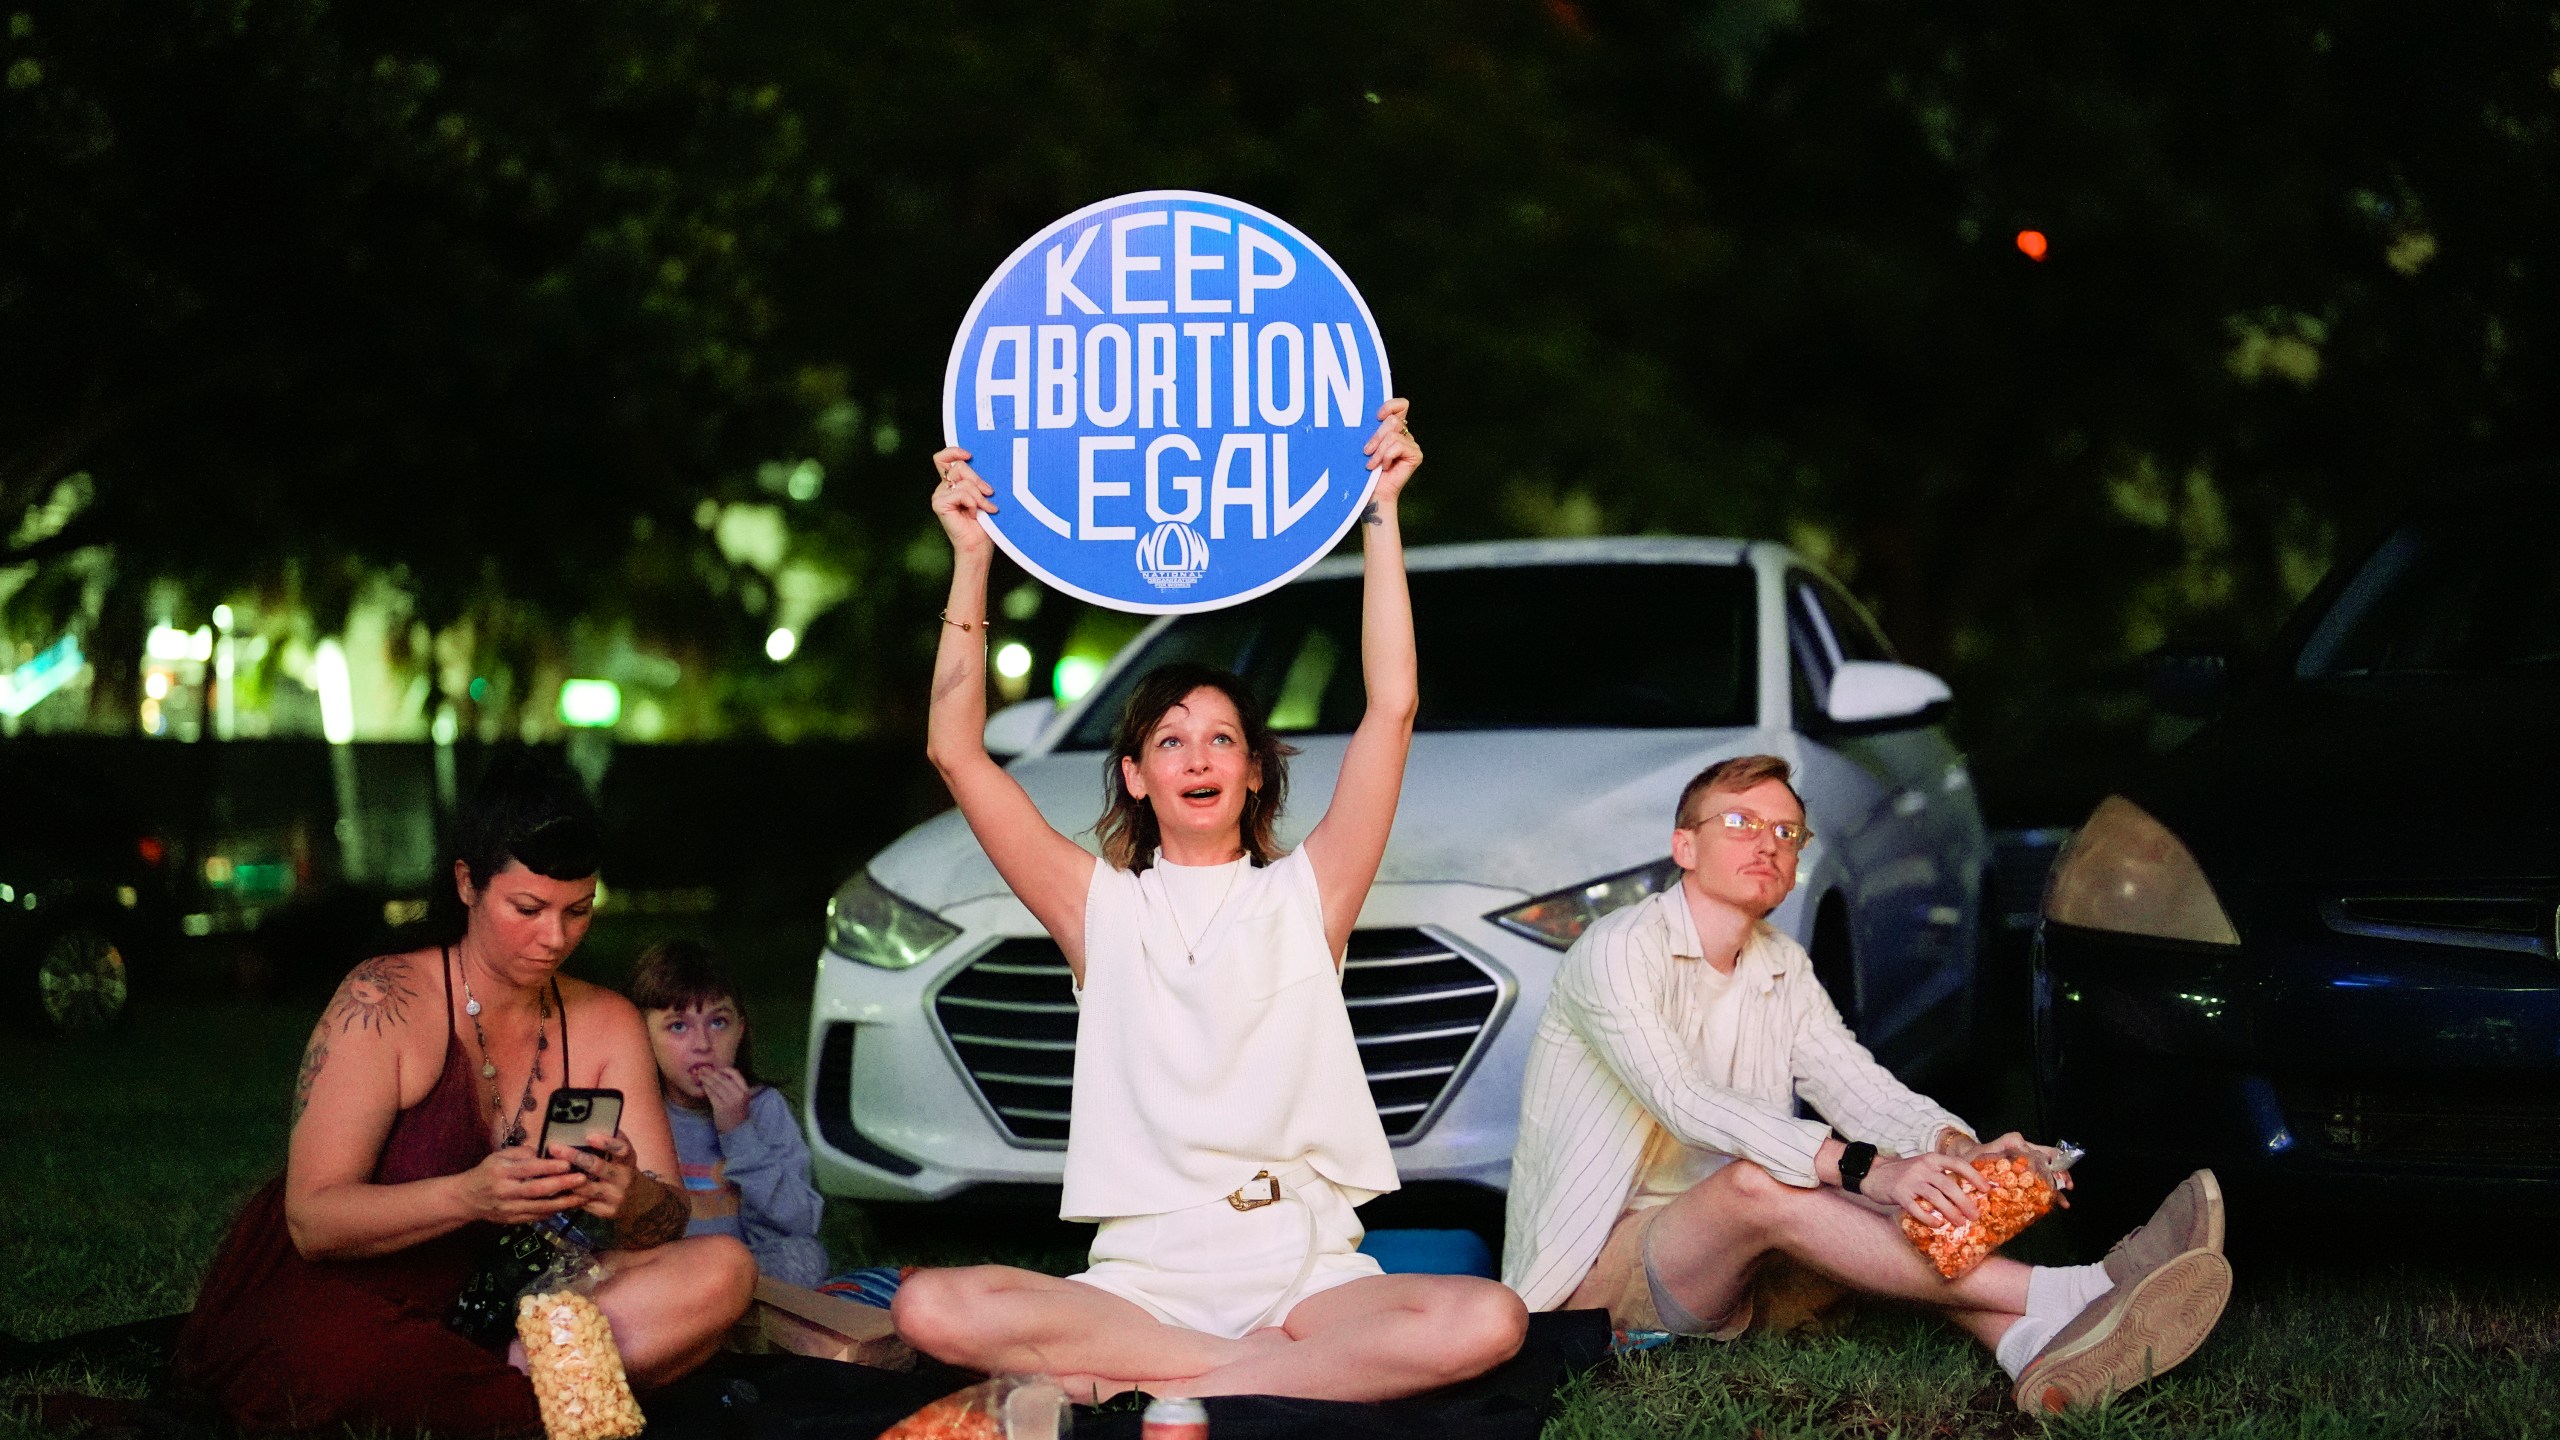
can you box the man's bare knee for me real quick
[1713,1159,1788,1203]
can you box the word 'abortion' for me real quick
[965,211,1371,543]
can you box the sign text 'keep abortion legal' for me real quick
[943,191,1392,612]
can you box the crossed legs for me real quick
[505,1236,757,1388]
[893,1265,1527,1402]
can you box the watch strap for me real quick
[1838,1140,1880,1196]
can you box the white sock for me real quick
[1994,1314,2056,1379]
[2028,1261,2114,1324]
[1995,1264,2115,1380]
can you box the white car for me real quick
[804,537,1990,1207]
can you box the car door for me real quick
[1785,571,1971,1056]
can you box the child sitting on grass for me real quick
[631,938,829,1287]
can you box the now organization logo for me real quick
[942,190,1392,614]
[1135,522,1210,591]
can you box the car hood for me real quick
[867,728,1776,911]
[2132,670,2560,886]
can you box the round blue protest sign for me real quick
[943,191,1391,613]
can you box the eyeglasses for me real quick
[1693,810,1815,851]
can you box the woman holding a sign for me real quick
[893,399,1529,1401]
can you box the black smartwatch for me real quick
[1837,1140,1879,1196]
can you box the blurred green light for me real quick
[558,679,622,728]
[1054,655,1104,703]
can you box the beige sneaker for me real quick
[2013,1247,2232,1413]
[2102,1169,2225,1285]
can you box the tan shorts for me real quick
[1577,1206,1847,1339]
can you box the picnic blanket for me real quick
[5,1308,1611,1440]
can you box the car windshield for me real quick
[1062,562,1756,747]
[2294,492,2560,678]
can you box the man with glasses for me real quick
[1501,755,2232,1412]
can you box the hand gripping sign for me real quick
[943,191,1391,613]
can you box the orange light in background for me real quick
[137,836,166,866]
[2016,230,2050,262]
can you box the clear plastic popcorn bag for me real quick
[517,1283,646,1440]
[1899,1143,2085,1280]
[879,1375,1074,1440]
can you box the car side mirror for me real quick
[1825,661,1953,728]
[983,698,1058,758]
[2143,645,2231,719]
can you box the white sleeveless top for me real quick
[1058,840,1400,1223]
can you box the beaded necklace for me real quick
[457,949,552,1150]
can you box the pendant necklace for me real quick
[461,958,549,1149]
[1168,853,1244,965]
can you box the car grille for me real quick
[932,928,1506,1147]
[2290,1077,2560,1167]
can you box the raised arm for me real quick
[925,447,1099,977]
[1305,399,1423,957]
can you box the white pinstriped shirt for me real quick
[1502,884,1971,1312]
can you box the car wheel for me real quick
[1810,896,1857,1027]
[31,924,130,1033]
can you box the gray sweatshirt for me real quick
[667,1086,828,1287]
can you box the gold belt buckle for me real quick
[1226,1169,1282,1212]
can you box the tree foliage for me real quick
[6,1,2557,776]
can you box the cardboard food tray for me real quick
[740,1278,915,1370]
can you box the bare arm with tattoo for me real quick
[921,445,1097,977]
[283,950,585,1259]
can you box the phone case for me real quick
[538,1088,625,1156]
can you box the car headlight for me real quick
[1489,858,1682,950]
[825,870,961,969]
[2043,795,2241,945]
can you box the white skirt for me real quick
[1066,1162,1383,1339]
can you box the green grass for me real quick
[7,916,2559,1438]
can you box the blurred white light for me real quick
[994,642,1033,680]
[313,639,356,745]
[765,628,798,663]
[1054,655,1104,703]
[211,604,235,630]
[145,624,194,661]
[143,671,171,700]
[557,679,623,729]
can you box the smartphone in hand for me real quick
[536,1087,624,1159]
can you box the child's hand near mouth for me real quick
[698,1065,754,1133]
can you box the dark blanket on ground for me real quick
[4,1308,1612,1440]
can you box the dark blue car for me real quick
[2034,478,2560,1200]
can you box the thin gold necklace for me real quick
[1166,852,1244,965]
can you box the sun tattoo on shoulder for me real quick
[328,955,417,1035]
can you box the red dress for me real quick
[174,952,545,1435]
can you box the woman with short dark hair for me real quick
[175,753,754,1434]
[890,400,1529,1402]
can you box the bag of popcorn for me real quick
[517,1290,646,1440]
[880,1376,1071,1440]
[1898,1145,2082,1280]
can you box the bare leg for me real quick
[577,1236,757,1387]
[1645,1161,2029,1349]
[893,1266,1256,1386]
[1156,1274,1527,1401]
